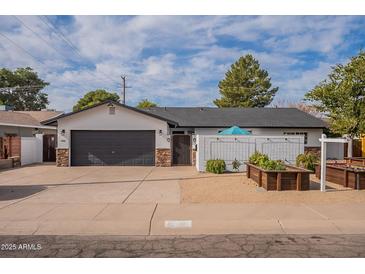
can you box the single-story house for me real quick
[0,106,61,161]
[42,100,327,167]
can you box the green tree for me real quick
[0,67,49,110]
[305,51,365,138]
[73,89,120,112]
[136,99,157,109]
[214,54,278,108]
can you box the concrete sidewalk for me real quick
[1,165,365,236]
[1,202,364,235]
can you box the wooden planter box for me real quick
[315,164,365,190]
[345,157,365,166]
[245,162,312,191]
[0,158,14,170]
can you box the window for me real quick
[172,130,185,134]
[283,132,308,144]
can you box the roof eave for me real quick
[0,122,56,129]
[173,125,327,129]
[41,100,179,126]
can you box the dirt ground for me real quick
[180,173,365,204]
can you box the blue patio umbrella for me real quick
[218,125,251,135]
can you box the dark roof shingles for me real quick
[144,107,327,128]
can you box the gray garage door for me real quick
[71,130,155,166]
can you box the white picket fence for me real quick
[21,134,43,166]
[195,135,304,172]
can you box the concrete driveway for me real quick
[1,165,365,236]
[0,165,198,235]
[0,165,195,204]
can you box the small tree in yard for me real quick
[232,158,241,172]
[305,51,365,138]
[73,89,120,112]
[214,54,278,108]
[136,99,157,108]
[0,67,49,110]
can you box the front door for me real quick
[43,134,56,162]
[172,135,191,165]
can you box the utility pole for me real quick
[120,75,131,104]
[121,75,126,104]
[120,75,132,105]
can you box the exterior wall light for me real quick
[107,102,115,115]
[61,129,65,136]
[167,135,171,142]
[159,129,163,136]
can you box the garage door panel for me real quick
[71,130,155,166]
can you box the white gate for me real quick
[21,134,43,166]
[196,135,304,171]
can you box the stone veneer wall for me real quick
[56,148,69,167]
[155,148,171,167]
[192,150,196,166]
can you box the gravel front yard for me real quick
[180,173,365,204]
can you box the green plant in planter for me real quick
[206,159,226,174]
[296,152,318,171]
[248,151,269,165]
[249,151,286,170]
[261,159,286,171]
[232,158,241,171]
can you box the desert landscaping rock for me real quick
[180,174,365,204]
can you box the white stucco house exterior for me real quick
[42,100,327,167]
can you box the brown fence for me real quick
[0,136,21,159]
[344,139,362,157]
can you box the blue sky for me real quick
[0,15,365,111]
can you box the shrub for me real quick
[249,151,286,171]
[206,159,226,174]
[296,152,319,171]
[260,159,286,171]
[249,151,269,165]
[232,158,241,171]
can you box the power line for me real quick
[43,15,121,87]
[13,16,116,89]
[0,30,89,90]
[0,31,47,66]
[40,16,82,58]
[0,85,46,92]
[13,16,63,58]
[38,15,120,86]
[120,75,132,104]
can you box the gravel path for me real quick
[1,234,365,258]
[180,174,365,204]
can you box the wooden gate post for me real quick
[277,173,282,191]
[296,172,301,191]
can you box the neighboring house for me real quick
[0,107,62,162]
[42,100,327,167]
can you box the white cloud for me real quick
[0,15,363,111]
[274,62,334,102]
[219,16,357,54]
